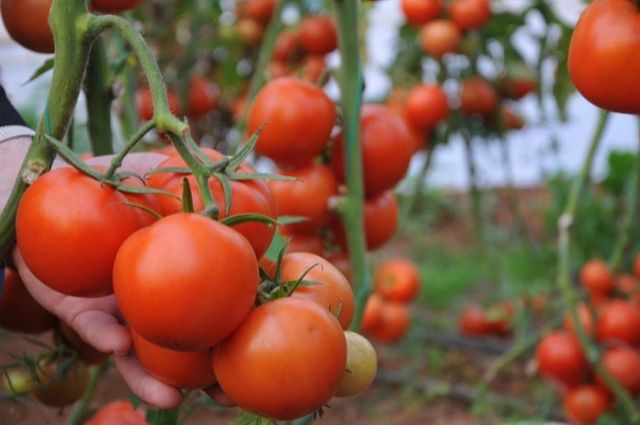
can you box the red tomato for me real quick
[0,268,55,334]
[241,0,277,24]
[599,346,640,394]
[368,301,411,344]
[458,304,491,336]
[374,259,420,303]
[536,331,587,386]
[419,19,461,59]
[617,274,640,306]
[272,30,299,62]
[563,303,596,338]
[404,84,449,132]
[137,87,181,121]
[580,259,614,295]
[568,0,640,114]
[499,105,525,130]
[301,55,327,84]
[596,300,640,345]
[114,213,259,351]
[213,298,347,421]
[90,0,141,13]
[282,232,325,256]
[188,76,218,118]
[282,252,354,329]
[131,329,216,389]
[16,168,146,297]
[459,77,498,117]
[498,67,537,100]
[248,78,336,166]
[563,385,612,425]
[34,359,89,407]
[361,294,384,333]
[57,323,110,365]
[298,16,337,55]
[449,0,491,30]
[331,105,414,197]
[270,164,337,234]
[1,0,54,53]
[325,251,352,283]
[86,400,148,425]
[401,0,441,25]
[485,300,515,335]
[267,61,290,79]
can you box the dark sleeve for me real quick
[0,85,28,127]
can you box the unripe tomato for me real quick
[131,330,216,389]
[563,303,596,338]
[57,323,110,365]
[90,0,141,13]
[137,87,181,121]
[374,259,420,303]
[272,30,299,62]
[458,304,490,336]
[188,76,218,118]
[331,105,414,198]
[0,268,56,334]
[284,252,354,329]
[213,298,347,421]
[368,301,410,344]
[248,78,336,166]
[34,359,89,408]
[401,0,441,26]
[459,77,497,117]
[114,213,259,351]
[419,19,461,59]
[563,385,612,425]
[236,19,264,46]
[568,0,640,114]
[536,331,587,386]
[335,332,377,397]
[599,346,640,394]
[298,16,337,55]
[86,400,148,425]
[580,259,614,296]
[16,168,146,297]
[361,293,384,333]
[449,0,491,30]
[596,300,640,345]
[404,84,449,132]
[241,0,277,24]
[1,0,54,53]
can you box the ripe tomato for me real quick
[137,87,181,121]
[213,298,346,421]
[563,385,612,425]
[16,167,146,297]
[419,19,461,59]
[131,329,216,389]
[599,346,640,394]
[270,164,337,234]
[114,213,259,351]
[34,359,89,407]
[580,259,614,295]
[240,0,276,24]
[498,66,537,100]
[248,78,336,166]
[283,252,354,329]
[563,304,596,338]
[236,19,264,46]
[86,400,148,425]
[90,0,141,13]
[282,232,325,256]
[325,251,352,283]
[459,77,497,117]
[272,30,299,62]
[335,332,377,397]
[301,55,327,84]
[368,301,410,344]
[188,76,218,118]
[401,0,441,25]
[1,0,54,53]
[361,293,384,333]
[568,0,640,114]
[374,259,420,303]
[298,16,337,55]
[535,331,587,385]
[617,274,640,306]
[57,323,110,365]
[331,105,414,198]
[404,84,449,132]
[458,304,491,336]
[596,300,640,345]
[0,268,56,334]
[449,0,491,30]
[499,105,525,130]
[268,61,290,79]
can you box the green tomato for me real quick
[335,331,377,397]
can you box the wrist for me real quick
[0,126,35,143]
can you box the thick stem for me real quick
[463,133,484,243]
[333,0,369,331]
[85,38,114,155]
[113,35,138,139]
[66,362,110,425]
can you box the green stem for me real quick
[462,133,483,243]
[499,138,527,240]
[66,362,110,425]
[333,0,369,331]
[104,121,156,180]
[146,408,179,425]
[85,38,114,155]
[400,144,434,227]
[0,0,96,259]
[113,35,138,139]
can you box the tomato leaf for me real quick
[277,215,309,225]
[226,125,264,173]
[220,213,277,227]
[23,59,55,85]
[116,184,180,200]
[121,201,162,220]
[230,412,276,425]
[213,172,233,215]
[181,177,194,213]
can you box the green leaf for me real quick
[23,59,55,85]
[229,172,297,182]
[226,125,265,173]
[277,215,309,225]
[213,172,233,216]
[116,184,180,200]
[220,213,278,227]
[147,166,193,175]
[121,201,162,220]
[182,177,194,213]
[230,412,277,425]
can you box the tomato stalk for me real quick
[104,120,156,181]
[66,362,110,425]
[85,38,114,155]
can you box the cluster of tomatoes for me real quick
[457,299,516,338]
[535,258,640,424]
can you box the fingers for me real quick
[115,354,183,409]
[66,310,131,355]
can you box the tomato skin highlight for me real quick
[213,298,347,421]
[0,268,56,334]
[114,213,259,351]
[1,0,54,53]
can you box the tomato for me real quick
[2,369,33,396]
[634,253,640,279]
[188,75,218,118]
[599,346,640,394]
[617,274,640,305]
[283,252,354,329]
[331,105,414,198]
[114,213,259,351]
[335,332,377,397]
[34,359,89,408]
[248,78,336,166]
[282,232,325,256]
[86,400,148,425]
[498,66,537,100]
[368,301,410,344]
[16,168,146,297]
[449,0,491,30]
[325,251,352,283]
[236,19,264,46]
[499,105,525,130]
[401,0,441,25]
[459,77,497,117]
[563,303,596,338]
[137,87,181,122]
[267,61,290,79]
[374,259,420,303]
[131,329,216,389]
[535,331,587,385]
[272,30,299,62]
[1,0,54,53]
[298,16,337,55]
[213,298,346,421]
[485,300,515,335]
[361,294,384,333]
[241,0,277,24]
[90,0,140,13]
[404,84,449,132]
[563,385,612,425]
[568,0,640,114]
[458,304,491,336]
[57,323,110,365]
[596,300,640,345]
[301,55,326,84]
[419,19,461,59]
[0,268,56,333]
[580,259,614,295]
[270,164,337,234]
